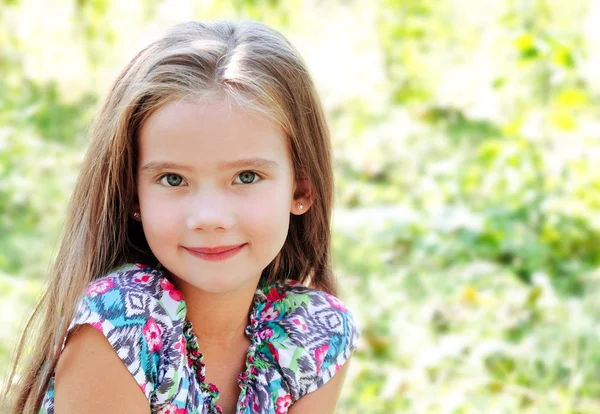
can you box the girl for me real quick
[3,20,359,414]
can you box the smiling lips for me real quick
[183,244,246,261]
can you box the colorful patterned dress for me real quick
[41,263,359,413]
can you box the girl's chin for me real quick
[165,266,262,293]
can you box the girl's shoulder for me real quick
[248,280,360,404]
[41,264,187,413]
[71,263,187,374]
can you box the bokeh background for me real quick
[1,0,600,412]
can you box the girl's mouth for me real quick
[182,244,247,261]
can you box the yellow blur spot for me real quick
[462,285,479,304]
[551,110,577,131]
[556,88,588,108]
[514,34,535,51]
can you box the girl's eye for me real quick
[234,171,261,185]
[159,174,185,187]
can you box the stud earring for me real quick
[133,212,141,220]
[296,202,304,212]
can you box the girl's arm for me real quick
[54,324,151,414]
[287,358,351,414]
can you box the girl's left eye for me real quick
[234,171,261,185]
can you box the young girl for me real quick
[3,20,359,414]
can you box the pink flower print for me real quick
[143,318,162,353]
[157,404,187,414]
[134,274,152,283]
[253,394,260,411]
[275,394,293,414]
[314,344,329,372]
[160,278,174,290]
[259,327,274,340]
[208,383,219,393]
[89,321,103,332]
[261,305,280,321]
[267,342,280,363]
[265,286,287,303]
[85,279,114,296]
[324,293,347,312]
[292,318,307,331]
[160,278,184,302]
[174,335,187,355]
[238,371,249,383]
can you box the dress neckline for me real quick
[129,262,300,413]
[180,285,268,413]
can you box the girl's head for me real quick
[5,20,336,413]
[82,20,336,290]
[137,95,308,295]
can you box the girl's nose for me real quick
[186,190,235,232]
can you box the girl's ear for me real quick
[291,172,315,216]
[131,199,142,221]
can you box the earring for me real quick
[133,212,141,220]
[296,202,304,212]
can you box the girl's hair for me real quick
[3,20,336,412]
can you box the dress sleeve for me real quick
[272,286,360,402]
[64,274,175,401]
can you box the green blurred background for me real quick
[1,0,600,412]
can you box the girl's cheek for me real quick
[238,195,265,215]
[141,195,183,226]
[246,197,290,234]
[243,186,289,215]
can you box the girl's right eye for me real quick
[159,174,186,187]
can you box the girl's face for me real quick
[136,96,301,294]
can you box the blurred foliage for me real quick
[1,0,600,412]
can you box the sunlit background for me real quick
[1,0,600,412]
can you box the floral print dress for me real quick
[41,263,359,413]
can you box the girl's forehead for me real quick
[138,98,291,167]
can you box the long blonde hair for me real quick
[3,20,336,413]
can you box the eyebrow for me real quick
[219,158,280,170]
[140,158,280,174]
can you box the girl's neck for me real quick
[167,271,260,348]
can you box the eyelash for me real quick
[157,171,263,187]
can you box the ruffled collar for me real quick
[173,274,300,413]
